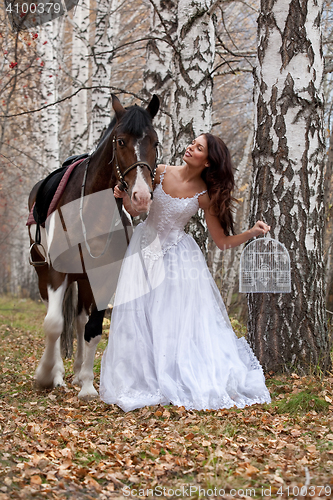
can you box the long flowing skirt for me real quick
[99,225,271,412]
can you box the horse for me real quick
[28,93,160,400]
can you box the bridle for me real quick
[77,132,158,259]
[111,135,157,192]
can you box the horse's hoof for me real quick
[53,375,66,388]
[78,386,99,401]
[34,373,54,389]
[54,381,66,388]
[34,379,53,390]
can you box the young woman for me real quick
[100,133,271,411]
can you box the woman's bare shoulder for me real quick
[154,164,178,184]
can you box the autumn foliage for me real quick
[0,296,333,499]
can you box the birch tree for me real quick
[323,1,333,313]
[143,0,177,161]
[248,0,330,372]
[89,0,121,149]
[143,0,217,251]
[39,21,61,171]
[70,0,90,154]
[170,0,216,163]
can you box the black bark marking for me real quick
[280,0,314,69]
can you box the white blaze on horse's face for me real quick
[130,134,153,213]
[134,137,142,162]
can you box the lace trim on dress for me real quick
[159,165,167,184]
[160,185,207,201]
[140,182,203,261]
[237,336,263,371]
[108,389,271,412]
[100,388,169,410]
[159,165,207,200]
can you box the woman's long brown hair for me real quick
[201,133,237,236]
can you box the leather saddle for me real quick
[33,153,89,226]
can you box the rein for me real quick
[79,159,117,260]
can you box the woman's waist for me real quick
[140,223,187,259]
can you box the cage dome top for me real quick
[239,234,291,293]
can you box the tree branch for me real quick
[0,86,172,118]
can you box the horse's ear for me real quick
[146,94,160,120]
[111,94,126,121]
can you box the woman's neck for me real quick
[178,163,204,183]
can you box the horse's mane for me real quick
[96,105,153,149]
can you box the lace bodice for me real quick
[140,167,206,258]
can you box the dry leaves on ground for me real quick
[1,297,333,499]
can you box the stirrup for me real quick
[29,242,47,267]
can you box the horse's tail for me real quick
[61,282,78,358]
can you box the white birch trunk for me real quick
[70,0,90,154]
[40,21,61,171]
[166,0,216,254]
[143,0,177,162]
[88,0,121,150]
[170,0,215,163]
[249,0,330,372]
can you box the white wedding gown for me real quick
[99,168,271,412]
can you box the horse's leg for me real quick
[72,307,88,386]
[72,282,89,386]
[78,308,105,400]
[35,275,68,388]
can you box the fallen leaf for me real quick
[245,464,259,476]
[307,444,317,453]
[30,475,42,485]
[185,432,194,440]
[84,475,102,492]
[46,472,57,482]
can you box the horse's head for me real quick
[111,94,160,213]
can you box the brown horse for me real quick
[28,94,160,399]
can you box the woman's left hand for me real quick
[250,221,270,238]
[114,185,128,199]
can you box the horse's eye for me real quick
[117,139,125,147]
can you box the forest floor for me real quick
[0,295,333,500]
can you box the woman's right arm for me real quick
[199,193,270,250]
[205,208,270,250]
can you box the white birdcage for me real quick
[239,235,291,293]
